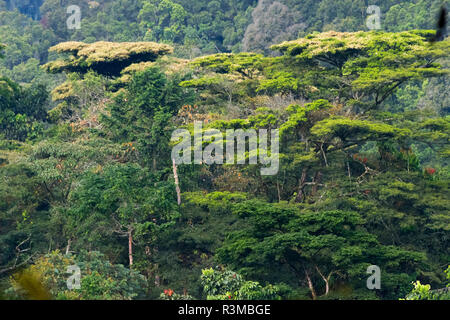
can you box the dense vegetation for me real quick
[0,0,449,300]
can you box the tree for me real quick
[201,267,281,300]
[182,31,450,113]
[270,31,450,109]
[0,9,57,66]
[179,52,264,109]
[6,250,147,300]
[1,5,449,300]
[69,163,179,268]
[43,40,175,124]
[0,161,42,277]
[102,65,193,170]
[217,200,426,299]
[403,266,450,300]
[43,41,173,77]
[0,76,49,141]
[138,0,188,43]
[148,191,248,298]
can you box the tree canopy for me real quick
[43,41,173,76]
[0,0,449,302]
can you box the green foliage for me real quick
[0,1,449,301]
[403,266,450,300]
[37,0,257,56]
[0,76,49,141]
[102,65,193,168]
[6,250,147,300]
[69,163,180,257]
[0,9,58,84]
[43,41,173,77]
[184,191,247,214]
[190,53,264,78]
[310,117,410,142]
[217,200,426,299]
[280,99,333,137]
[139,0,188,43]
[270,30,450,108]
[201,267,281,300]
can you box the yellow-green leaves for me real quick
[280,99,333,137]
[270,31,450,108]
[43,41,173,76]
[311,117,411,142]
[190,52,264,78]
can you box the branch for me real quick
[320,142,329,167]
[315,265,335,296]
[172,158,181,206]
[0,237,35,275]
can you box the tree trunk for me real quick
[172,158,181,205]
[295,168,308,203]
[347,161,351,181]
[65,239,71,255]
[305,269,317,300]
[311,171,322,196]
[128,229,133,267]
[315,265,330,296]
[276,179,281,202]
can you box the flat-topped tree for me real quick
[179,52,265,107]
[42,41,173,122]
[270,30,450,109]
[43,41,173,77]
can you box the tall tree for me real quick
[69,163,179,268]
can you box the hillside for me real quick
[0,0,449,301]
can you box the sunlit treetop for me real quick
[310,117,412,144]
[113,56,190,86]
[270,30,450,108]
[43,41,173,76]
[190,52,265,79]
[271,30,446,62]
[412,117,450,159]
[50,81,73,101]
[121,61,155,74]
[115,61,156,84]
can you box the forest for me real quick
[0,0,449,300]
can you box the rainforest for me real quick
[0,0,449,301]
